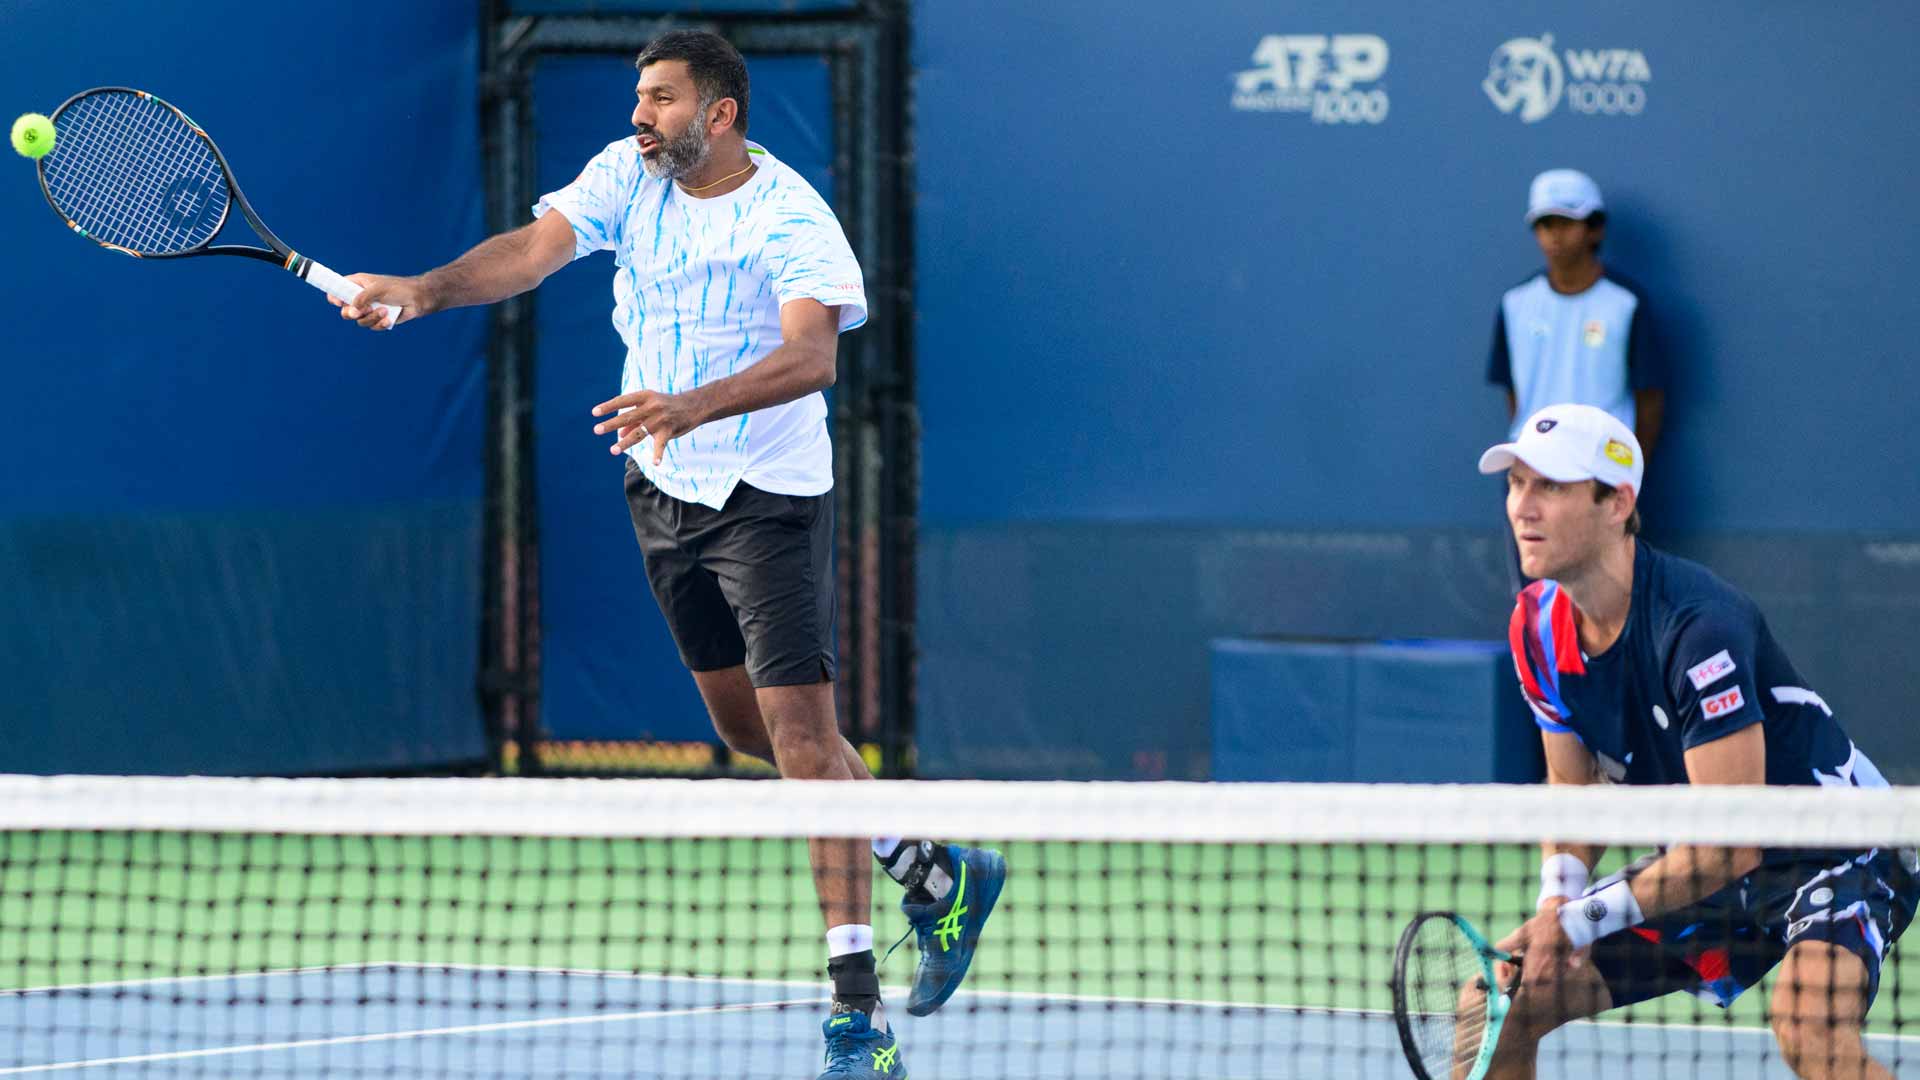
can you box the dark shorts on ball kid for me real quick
[1585,847,1919,1009]
[624,458,837,688]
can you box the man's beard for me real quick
[638,114,712,181]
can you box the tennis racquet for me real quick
[1391,911,1522,1080]
[34,87,397,325]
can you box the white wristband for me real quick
[1536,853,1590,908]
[1557,879,1644,950]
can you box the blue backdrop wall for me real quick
[0,0,489,774]
[912,2,1920,779]
[12,2,1907,779]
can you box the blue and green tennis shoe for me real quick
[816,1005,907,1079]
[900,843,1008,1016]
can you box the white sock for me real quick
[825,923,874,959]
[872,837,903,860]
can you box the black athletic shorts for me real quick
[623,458,836,688]
[1588,848,1918,1010]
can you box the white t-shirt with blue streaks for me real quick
[533,139,867,510]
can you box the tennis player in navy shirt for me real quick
[1474,403,1914,1080]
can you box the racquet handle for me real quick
[302,259,402,328]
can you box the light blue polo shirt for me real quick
[1487,272,1663,440]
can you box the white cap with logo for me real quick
[1526,168,1604,224]
[1479,403,1644,493]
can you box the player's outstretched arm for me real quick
[331,212,577,331]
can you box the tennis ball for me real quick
[11,113,55,159]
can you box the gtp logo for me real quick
[1702,686,1746,719]
[1231,34,1390,124]
[1484,34,1652,123]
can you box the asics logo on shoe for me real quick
[935,862,968,951]
[872,1045,899,1072]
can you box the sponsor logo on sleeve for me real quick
[1686,649,1737,690]
[1701,685,1746,719]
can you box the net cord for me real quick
[0,775,1915,847]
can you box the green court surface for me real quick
[3,831,1910,1037]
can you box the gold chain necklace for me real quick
[680,160,755,194]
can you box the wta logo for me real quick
[1484,34,1652,123]
[1231,34,1390,125]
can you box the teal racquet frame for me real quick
[1391,911,1522,1080]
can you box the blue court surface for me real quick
[1,963,1910,1077]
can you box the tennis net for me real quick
[1,775,1915,1078]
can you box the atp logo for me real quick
[1231,34,1390,125]
[1484,34,1652,122]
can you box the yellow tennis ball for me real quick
[11,113,55,159]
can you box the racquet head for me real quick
[37,88,233,258]
[1392,911,1520,1080]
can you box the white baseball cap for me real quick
[1526,168,1604,224]
[1479,404,1644,493]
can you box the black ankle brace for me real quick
[879,839,950,898]
[827,950,881,1015]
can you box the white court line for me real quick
[2,965,381,999]
[361,963,1920,1046]
[0,961,828,999]
[8,961,1915,1057]
[363,960,829,990]
[940,985,1920,1047]
[0,995,824,1075]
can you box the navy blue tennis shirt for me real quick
[1510,543,1887,797]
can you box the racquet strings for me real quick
[41,90,229,255]
[1407,914,1493,1079]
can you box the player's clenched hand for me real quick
[592,390,706,465]
[1498,901,1584,991]
[328,273,428,330]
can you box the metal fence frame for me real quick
[476,0,917,776]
